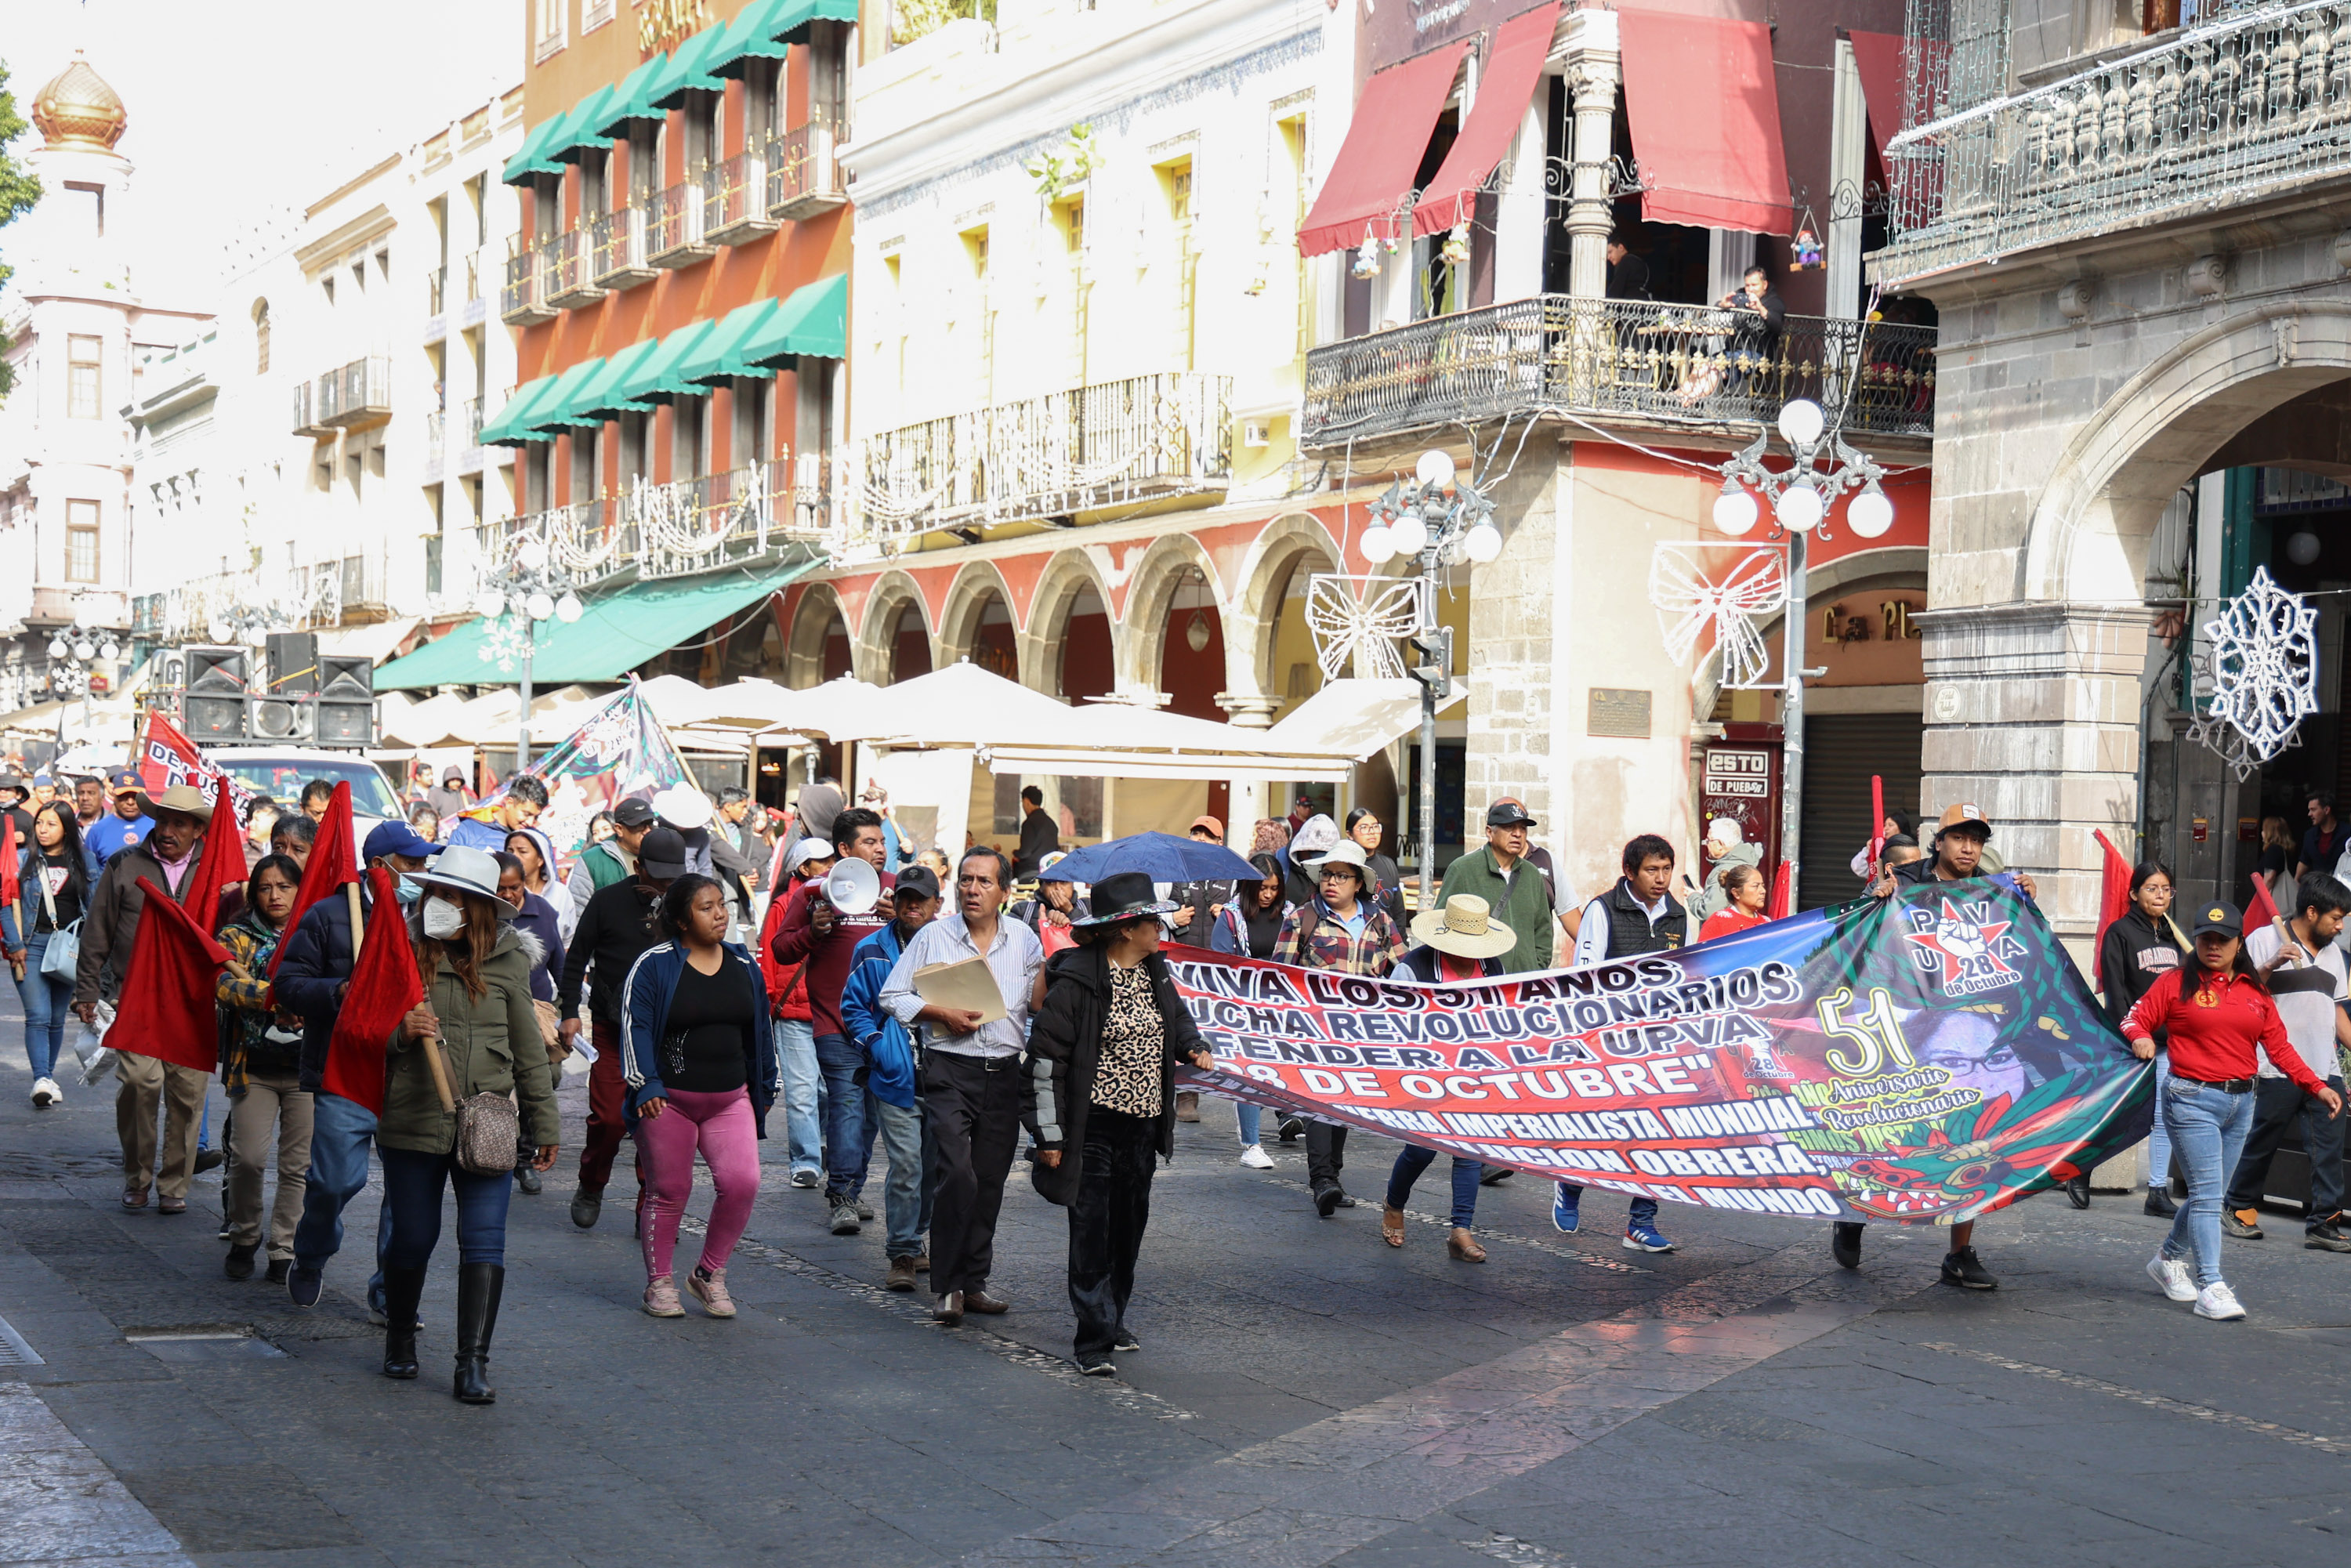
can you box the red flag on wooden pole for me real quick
[106,879,231,1074]
[2247,864,2284,931]
[183,794,249,940]
[1868,775,1886,876]
[1765,857,1793,920]
[270,781,359,979]
[321,866,422,1116]
[2092,829,2134,988]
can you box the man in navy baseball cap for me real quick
[87,769,154,867]
[363,820,438,865]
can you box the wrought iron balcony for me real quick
[766,122,846,221]
[457,397,486,474]
[471,456,834,593]
[650,175,715,269]
[846,371,1232,553]
[591,205,657,290]
[322,357,393,431]
[706,151,777,244]
[500,240,558,326]
[292,379,328,436]
[546,229,607,309]
[428,266,448,317]
[1880,1,2351,280]
[1297,297,1936,451]
[426,408,447,483]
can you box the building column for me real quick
[1917,602,2150,947]
[1563,36,1619,301]
[1219,692,1282,849]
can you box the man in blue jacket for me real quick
[277,820,437,1312]
[840,864,942,1293]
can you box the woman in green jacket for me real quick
[379,846,560,1403]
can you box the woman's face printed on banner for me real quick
[1915,1010,2029,1106]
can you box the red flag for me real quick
[183,795,248,940]
[1,813,18,917]
[1766,858,1793,920]
[139,710,255,824]
[1868,776,1886,875]
[2092,829,2133,989]
[321,866,423,1115]
[2247,865,2283,931]
[270,782,359,979]
[105,878,230,1074]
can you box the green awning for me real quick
[552,85,621,163]
[775,0,858,45]
[574,339,664,421]
[501,117,567,185]
[614,319,719,405]
[678,301,780,386]
[647,25,728,111]
[710,0,797,77]
[375,563,815,690]
[480,376,561,447]
[528,356,610,431]
[739,273,848,367]
[593,56,669,139]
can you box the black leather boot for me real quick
[380,1266,427,1380]
[452,1262,503,1404]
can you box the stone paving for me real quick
[2,1004,2349,1566]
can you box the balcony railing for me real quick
[1881,0,2351,280]
[501,240,558,325]
[136,563,350,643]
[323,357,393,429]
[428,266,449,317]
[471,456,835,592]
[292,379,326,436]
[1297,297,1936,450]
[590,205,657,290]
[650,175,715,269]
[426,408,447,482]
[457,397,485,473]
[706,150,777,244]
[546,229,607,308]
[846,371,1232,552]
[767,122,846,220]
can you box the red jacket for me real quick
[2121,968,2324,1093]
[755,889,812,1023]
[768,870,894,1038]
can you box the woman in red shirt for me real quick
[1697,864,1769,943]
[2121,899,2344,1322]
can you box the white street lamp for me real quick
[1358,524,1396,564]
[1774,482,1824,533]
[1712,480,1760,537]
[554,592,585,624]
[1846,483,1894,539]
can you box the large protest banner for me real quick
[457,679,694,870]
[1171,878,2151,1226]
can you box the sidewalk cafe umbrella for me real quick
[1045,831,1262,887]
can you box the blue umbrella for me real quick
[1043,831,1261,885]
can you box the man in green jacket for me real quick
[564,796,656,929]
[1436,802,1558,976]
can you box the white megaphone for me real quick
[824,856,881,915]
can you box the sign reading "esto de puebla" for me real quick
[1167,880,2152,1226]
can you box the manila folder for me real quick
[913,957,1008,1025]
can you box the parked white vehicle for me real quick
[205,748,406,841]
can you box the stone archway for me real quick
[1115,533,1226,702]
[1227,511,1346,720]
[859,573,935,686]
[935,561,1024,685]
[784,583,853,688]
[1024,549,1117,702]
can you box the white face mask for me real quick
[421,896,465,940]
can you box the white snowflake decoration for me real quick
[1305,574,1427,682]
[1648,542,1790,691]
[2188,566,2318,780]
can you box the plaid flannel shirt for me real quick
[215,920,282,1095]
[1271,900,1405,976]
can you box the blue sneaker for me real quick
[1623,1221,1675,1253]
[286,1265,323,1309]
[1551,1184,1580,1234]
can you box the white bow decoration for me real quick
[1648,543,1790,691]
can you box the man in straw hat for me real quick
[1378,895,1516,1262]
[74,784,217,1214]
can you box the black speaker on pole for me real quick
[314,653,376,748]
[181,645,249,741]
[266,632,320,695]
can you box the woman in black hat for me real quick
[1022,871,1214,1376]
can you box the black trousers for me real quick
[1305,1119,1347,1191]
[2225,1074,2346,1224]
[922,1051,1023,1296]
[1068,1107,1157,1359]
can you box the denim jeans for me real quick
[1387,1146,1483,1229]
[1230,1099,1262,1147]
[813,1030,876,1202]
[13,931,71,1081]
[2161,1075,2257,1287]
[776,1018,824,1175]
[872,1096,936,1260]
[2146,1052,2175,1187]
[381,1145,513,1269]
[293,1091,385,1290]
[1556,1182,1658,1229]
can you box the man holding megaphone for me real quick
[770,807,897,1238]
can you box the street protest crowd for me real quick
[4,754,2347,1400]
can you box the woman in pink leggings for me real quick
[621,874,780,1319]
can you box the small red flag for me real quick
[2247,865,2283,931]
[106,878,231,1074]
[1766,858,1794,920]
[1868,775,1887,877]
[1,813,19,917]
[270,782,360,979]
[2092,830,2134,988]
[183,797,249,940]
[321,866,423,1116]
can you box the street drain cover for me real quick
[127,1331,288,1365]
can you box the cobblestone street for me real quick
[4,1005,2349,1567]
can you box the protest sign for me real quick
[1172,878,2150,1225]
[138,711,256,824]
[458,679,694,871]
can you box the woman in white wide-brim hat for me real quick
[1380,894,1516,1262]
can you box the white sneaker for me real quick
[2193,1280,2247,1321]
[1238,1144,1275,1170]
[29,1077,60,1108]
[2146,1253,2197,1302]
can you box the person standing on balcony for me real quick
[1604,234,1650,301]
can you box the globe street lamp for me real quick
[474,535,585,773]
[1712,397,1892,895]
[46,614,123,747]
[1360,449,1504,907]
